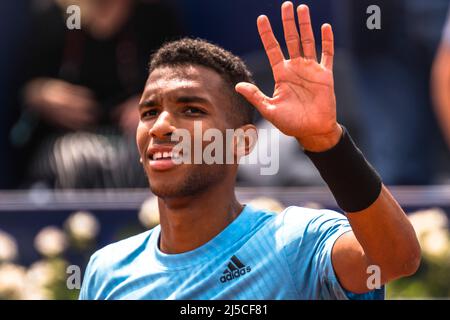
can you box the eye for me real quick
[141,109,158,118]
[184,106,206,116]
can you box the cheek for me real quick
[136,123,150,155]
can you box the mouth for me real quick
[147,148,183,171]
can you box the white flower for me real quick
[138,197,160,228]
[0,230,18,262]
[23,259,69,300]
[421,229,450,258]
[65,211,100,242]
[26,260,58,288]
[248,197,285,214]
[20,284,52,300]
[0,263,27,299]
[34,226,68,257]
[408,208,449,239]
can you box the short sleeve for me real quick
[78,249,106,300]
[281,206,384,300]
[79,253,97,300]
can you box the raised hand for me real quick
[236,2,342,152]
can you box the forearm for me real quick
[302,125,421,283]
[346,185,421,279]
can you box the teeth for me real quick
[152,151,177,160]
[153,152,162,160]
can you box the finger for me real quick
[61,89,99,111]
[52,82,98,109]
[257,15,285,69]
[320,23,334,70]
[69,84,96,99]
[281,1,301,59]
[65,96,98,113]
[297,4,317,61]
[55,100,98,120]
[56,80,95,99]
[235,82,271,117]
[48,108,96,130]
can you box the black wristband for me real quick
[304,126,382,213]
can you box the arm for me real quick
[236,2,421,294]
[431,42,450,149]
[331,186,420,293]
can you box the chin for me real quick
[146,165,227,198]
[148,181,182,198]
[148,178,211,199]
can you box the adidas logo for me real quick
[219,255,251,283]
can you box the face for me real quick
[136,65,238,198]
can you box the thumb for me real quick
[235,82,270,115]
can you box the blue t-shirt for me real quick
[79,204,384,300]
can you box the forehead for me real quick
[142,65,227,100]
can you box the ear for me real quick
[232,124,258,160]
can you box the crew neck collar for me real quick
[147,204,258,270]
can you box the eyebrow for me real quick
[176,96,210,104]
[139,95,211,109]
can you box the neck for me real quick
[157,182,243,254]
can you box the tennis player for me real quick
[79,2,420,300]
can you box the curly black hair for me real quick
[148,38,257,127]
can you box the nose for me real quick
[149,111,176,140]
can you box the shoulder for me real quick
[279,206,349,235]
[275,206,351,257]
[80,228,156,299]
[88,228,155,270]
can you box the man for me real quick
[80,2,420,300]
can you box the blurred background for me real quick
[0,0,450,299]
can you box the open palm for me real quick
[236,2,339,149]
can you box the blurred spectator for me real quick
[432,8,450,150]
[341,0,450,185]
[13,0,184,188]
